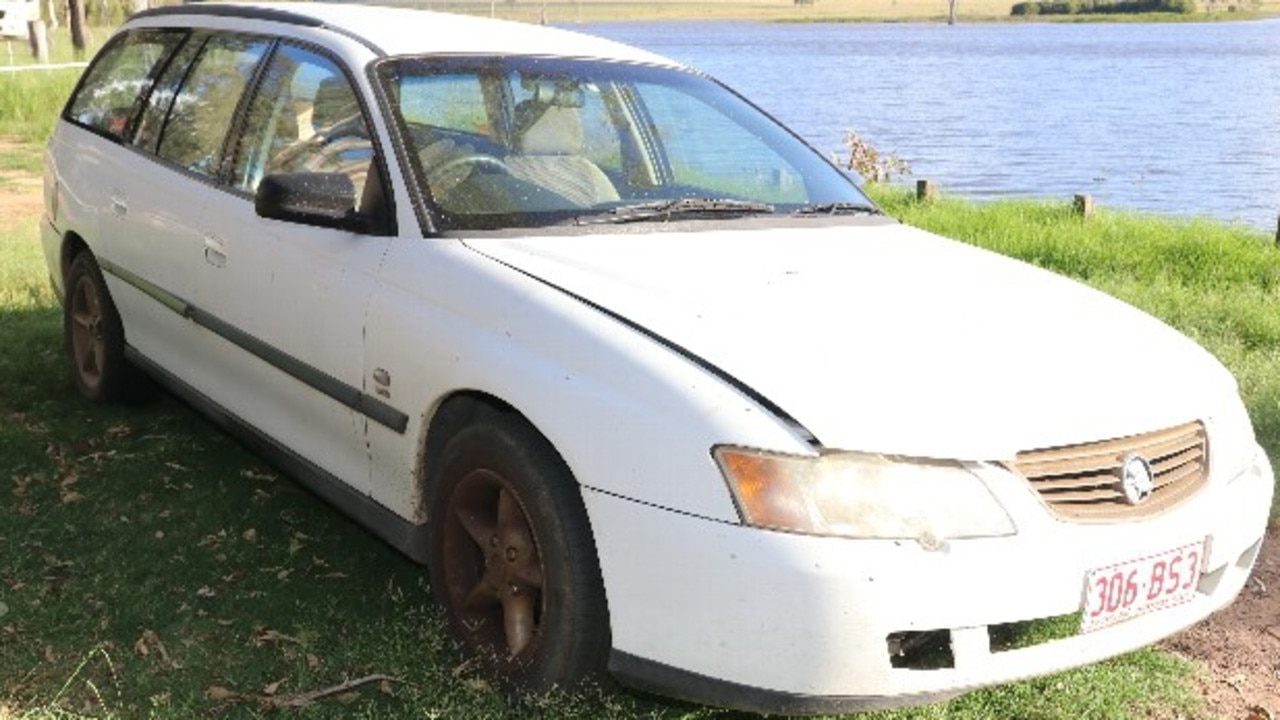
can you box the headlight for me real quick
[714,447,1016,544]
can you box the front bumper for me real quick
[585,446,1273,714]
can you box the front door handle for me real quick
[203,235,227,268]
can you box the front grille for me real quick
[1009,421,1208,521]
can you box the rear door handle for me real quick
[204,235,227,268]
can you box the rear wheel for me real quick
[64,252,132,402]
[427,406,609,696]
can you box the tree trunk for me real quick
[948,0,959,24]
[27,20,48,64]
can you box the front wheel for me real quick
[427,407,609,697]
[64,252,133,402]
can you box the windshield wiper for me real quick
[792,202,882,217]
[576,198,777,225]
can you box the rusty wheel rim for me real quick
[69,274,106,393]
[441,468,545,662]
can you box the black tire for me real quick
[426,406,610,697]
[64,252,132,403]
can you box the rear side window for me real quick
[65,30,185,140]
[133,35,207,154]
[155,35,272,179]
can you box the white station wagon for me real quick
[42,3,1273,713]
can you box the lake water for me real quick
[584,20,1280,231]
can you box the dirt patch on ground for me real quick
[0,177,42,227]
[0,138,43,225]
[0,165,42,226]
[1163,529,1280,719]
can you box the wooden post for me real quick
[68,0,89,58]
[26,19,48,64]
[43,0,59,31]
[916,179,937,202]
[1274,213,1280,247]
[1073,194,1095,219]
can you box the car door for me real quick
[54,29,192,373]
[111,32,275,398]
[193,41,400,495]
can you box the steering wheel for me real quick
[428,153,512,184]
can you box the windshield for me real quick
[377,56,874,231]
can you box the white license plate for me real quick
[1080,540,1204,633]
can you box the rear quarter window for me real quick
[65,30,186,140]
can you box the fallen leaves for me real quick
[239,469,278,482]
[134,629,180,670]
[204,685,237,701]
[104,423,131,439]
[60,490,84,505]
[250,627,302,647]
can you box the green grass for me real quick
[0,26,108,146]
[0,70,80,146]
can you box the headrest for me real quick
[514,103,584,156]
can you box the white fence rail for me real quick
[0,61,87,72]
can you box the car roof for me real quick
[131,2,684,67]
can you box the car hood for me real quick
[464,221,1233,460]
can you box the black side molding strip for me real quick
[608,650,959,716]
[127,346,430,564]
[101,259,409,434]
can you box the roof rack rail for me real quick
[129,4,325,28]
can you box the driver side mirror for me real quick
[255,172,369,233]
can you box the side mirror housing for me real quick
[254,173,368,232]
